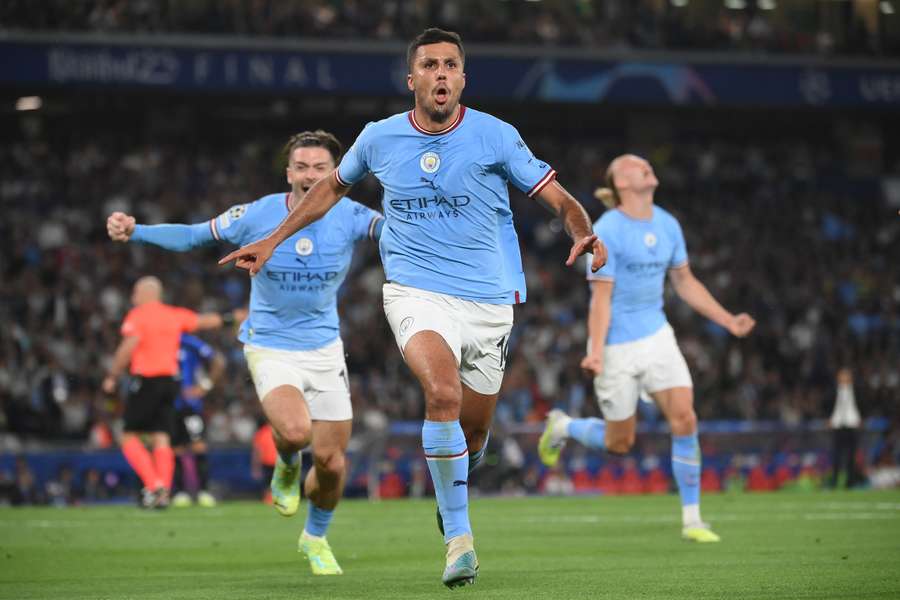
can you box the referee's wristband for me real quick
[221,311,236,327]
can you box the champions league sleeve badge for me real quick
[219,204,247,229]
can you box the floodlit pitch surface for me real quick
[1,490,898,599]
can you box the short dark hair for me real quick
[407,28,465,71]
[283,130,343,164]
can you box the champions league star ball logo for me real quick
[295,238,314,256]
[420,151,440,174]
[644,232,657,248]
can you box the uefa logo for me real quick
[295,237,314,256]
[420,151,440,174]
[644,232,657,248]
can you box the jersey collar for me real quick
[408,105,466,136]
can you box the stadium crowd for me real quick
[1,0,894,56]
[1,108,897,454]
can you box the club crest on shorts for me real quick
[295,237,314,256]
[399,316,415,335]
[644,232,657,248]
[420,151,440,174]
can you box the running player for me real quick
[538,154,756,542]
[218,29,607,587]
[103,276,237,508]
[170,333,225,508]
[106,130,383,575]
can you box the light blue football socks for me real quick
[423,420,471,542]
[567,417,606,448]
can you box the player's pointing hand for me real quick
[219,237,277,276]
[566,234,608,272]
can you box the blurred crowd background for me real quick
[1,0,898,504]
[2,109,897,441]
[2,0,898,55]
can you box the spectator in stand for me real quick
[0,1,892,56]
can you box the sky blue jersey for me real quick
[131,192,382,351]
[212,194,382,350]
[586,205,688,345]
[335,106,557,305]
[176,333,215,412]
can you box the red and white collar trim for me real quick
[408,105,466,135]
[285,192,292,212]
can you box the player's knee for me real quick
[422,380,462,414]
[278,421,311,448]
[465,428,488,454]
[314,450,345,478]
[670,410,697,436]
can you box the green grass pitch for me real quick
[2,490,899,599]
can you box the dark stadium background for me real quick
[1,0,898,505]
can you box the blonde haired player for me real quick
[539,154,755,542]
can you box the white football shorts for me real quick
[593,323,693,421]
[243,338,352,421]
[382,282,514,395]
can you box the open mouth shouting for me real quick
[434,85,450,107]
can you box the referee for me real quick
[102,276,241,508]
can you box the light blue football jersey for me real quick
[336,106,556,304]
[212,193,382,350]
[586,205,688,345]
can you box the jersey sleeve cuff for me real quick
[527,169,557,198]
[368,216,384,240]
[209,218,221,241]
[334,169,351,187]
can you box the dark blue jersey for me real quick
[176,333,215,412]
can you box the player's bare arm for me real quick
[535,180,608,271]
[218,171,350,275]
[102,335,140,393]
[668,264,756,337]
[184,351,226,399]
[581,279,613,375]
[193,308,248,331]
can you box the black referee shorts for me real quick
[123,376,180,433]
